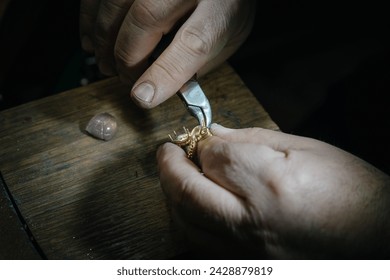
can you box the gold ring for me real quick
[168,124,212,158]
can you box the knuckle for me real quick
[203,140,233,163]
[217,141,235,158]
[94,16,110,38]
[92,24,111,54]
[114,44,132,66]
[93,28,107,46]
[153,59,184,83]
[94,0,132,50]
[93,35,110,57]
[130,1,164,28]
[93,6,119,45]
[104,0,128,11]
[180,26,213,57]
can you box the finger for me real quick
[157,142,246,228]
[197,135,286,199]
[80,0,101,52]
[210,123,319,153]
[94,0,135,76]
[129,1,233,108]
[114,0,196,85]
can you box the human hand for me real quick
[157,124,390,259]
[79,0,256,108]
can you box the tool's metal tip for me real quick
[178,79,212,127]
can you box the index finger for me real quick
[210,124,323,153]
[114,0,195,85]
[79,0,100,52]
[126,1,233,108]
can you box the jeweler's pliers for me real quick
[150,31,212,127]
[177,77,212,128]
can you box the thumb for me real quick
[130,5,228,108]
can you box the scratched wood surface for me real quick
[0,63,279,259]
[0,176,41,259]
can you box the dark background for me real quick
[0,0,389,174]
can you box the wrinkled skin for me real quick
[157,124,390,259]
[79,0,390,259]
[80,0,256,108]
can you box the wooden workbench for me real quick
[0,63,279,259]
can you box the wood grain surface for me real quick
[0,174,41,259]
[0,63,279,259]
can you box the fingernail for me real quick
[132,82,155,104]
[81,36,94,52]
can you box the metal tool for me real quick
[150,31,213,128]
[177,76,212,128]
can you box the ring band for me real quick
[168,125,212,158]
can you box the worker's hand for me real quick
[79,0,256,108]
[157,124,390,259]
